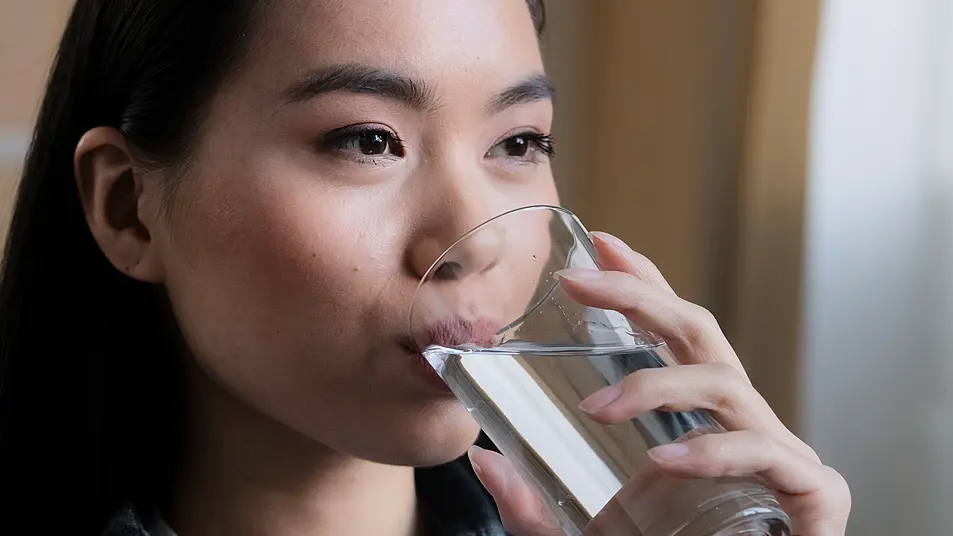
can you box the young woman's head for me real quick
[0,0,552,531]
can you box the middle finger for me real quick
[578,363,780,435]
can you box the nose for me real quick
[407,173,508,282]
[431,223,505,280]
[408,205,506,282]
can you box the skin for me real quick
[72,1,851,535]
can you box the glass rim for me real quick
[407,204,586,344]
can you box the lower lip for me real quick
[401,345,454,393]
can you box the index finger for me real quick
[556,269,746,378]
[590,232,675,295]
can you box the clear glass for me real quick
[408,205,791,536]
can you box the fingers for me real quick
[467,446,564,536]
[567,239,821,462]
[555,269,746,379]
[566,234,848,533]
[589,232,674,295]
[647,431,851,533]
[578,363,767,430]
[577,363,817,461]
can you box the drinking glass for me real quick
[408,205,791,536]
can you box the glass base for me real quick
[661,488,791,536]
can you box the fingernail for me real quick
[555,268,604,282]
[467,445,485,477]
[578,384,622,414]
[648,443,691,462]
[589,231,623,248]
[591,230,640,267]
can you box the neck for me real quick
[167,363,421,536]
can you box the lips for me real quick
[397,342,453,391]
[411,315,503,351]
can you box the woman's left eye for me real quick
[486,132,556,162]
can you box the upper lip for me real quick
[407,315,502,352]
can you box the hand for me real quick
[469,231,851,536]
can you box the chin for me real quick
[350,400,483,467]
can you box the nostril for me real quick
[433,260,464,281]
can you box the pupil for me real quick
[360,132,388,155]
[505,136,529,157]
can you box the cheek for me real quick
[157,169,425,444]
[159,168,400,386]
[193,174,392,308]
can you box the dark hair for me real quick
[0,1,545,533]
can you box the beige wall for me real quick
[0,1,73,234]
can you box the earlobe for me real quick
[74,127,165,283]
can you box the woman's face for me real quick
[151,0,557,466]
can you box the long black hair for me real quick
[0,1,545,533]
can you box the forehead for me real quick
[246,0,544,97]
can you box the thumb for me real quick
[468,446,565,536]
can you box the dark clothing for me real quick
[101,459,508,536]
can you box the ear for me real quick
[74,127,165,283]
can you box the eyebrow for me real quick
[283,63,554,115]
[486,74,556,115]
[284,64,439,110]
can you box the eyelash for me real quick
[321,125,406,162]
[486,131,556,162]
[520,132,556,158]
[319,126,556,165]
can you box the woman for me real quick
[0,0,850,535]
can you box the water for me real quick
[424,341,791,536]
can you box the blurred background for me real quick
[2,1,951,534]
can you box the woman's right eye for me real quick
[322,126,406,161]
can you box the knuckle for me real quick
[821,466,853,509]
[710,361,741,381]
[677,320,706,349]
[695,433,727,458]
[615,370,657,412]
[704,362,745,409]
[800,442,822,464]
[748,431,776,458]
[631,251,663,276]
[630,249,657,268]
[716,431,772,472]
[675,305,718,349]
[620,368,655,396]
[693,435,734,475]
[694,304,720,330]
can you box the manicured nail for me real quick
[578,384,622,414]
[589,231,624,249]
[555,268,604,282]
[467,445,485,477]
[591,230,639,266]
[648,443,691,462]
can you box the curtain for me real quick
[802,0,953,533]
